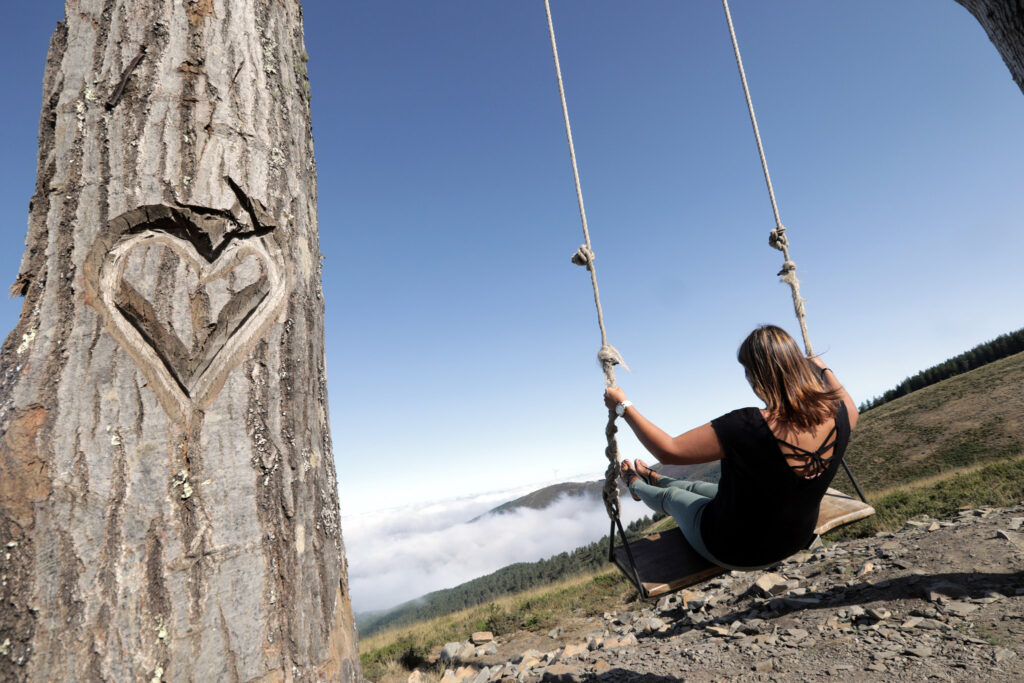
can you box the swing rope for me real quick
[723,0,868,503]
[722,0,814,356]
[544,0,627,523]
[546,0,843,525]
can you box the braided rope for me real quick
[544,0,625,522]
[722,0,814,356]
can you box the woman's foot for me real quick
[620,460,641,501]
[634,459,659,486]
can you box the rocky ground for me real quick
[403,504,1024,682]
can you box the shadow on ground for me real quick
[643,570,1024,639]
[544,672,680,683]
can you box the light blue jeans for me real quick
[630,473,771,572]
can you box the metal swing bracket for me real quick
[608,513,651,601]
[840,459,869,504]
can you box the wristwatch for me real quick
[615,400,633,417]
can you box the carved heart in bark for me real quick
[95,229,287,422]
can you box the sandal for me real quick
[634,459,659,486]
[620,460,641,501]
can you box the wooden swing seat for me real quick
[613,487,874,599]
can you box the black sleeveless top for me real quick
[700,402,850,567]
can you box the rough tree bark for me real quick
[0,0,360,680]
[955,0,1024,95]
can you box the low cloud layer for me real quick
[343,487,651,614]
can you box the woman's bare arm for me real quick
[604,387,725,465]
[807,356,859,429]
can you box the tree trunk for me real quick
[955,0,1024,96]
[0,1,359,680]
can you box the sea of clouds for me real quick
[342,484,652,614]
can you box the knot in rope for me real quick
[598,344,627,370]
[598,344,629,388]
[777,260,796,277]
[768,226,789,251]
[571,245,595,268]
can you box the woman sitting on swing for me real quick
[605,324,859,570]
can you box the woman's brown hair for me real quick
[738,325,843,430]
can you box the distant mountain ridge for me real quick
[470,481,604,521]
[469,461,721,523]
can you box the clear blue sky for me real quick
[3,2,1023,518]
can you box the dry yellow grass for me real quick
[865,452,1024,500]
[359,569,618,657]
[359,569,635,681]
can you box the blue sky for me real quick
[2,2,1023,522]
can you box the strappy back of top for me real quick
[775,422,839,479]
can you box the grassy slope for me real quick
[360,351,1024,678]
[838,350,1024,493]
[834,455,1024,539]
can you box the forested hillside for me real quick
[859,326,1024,411]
